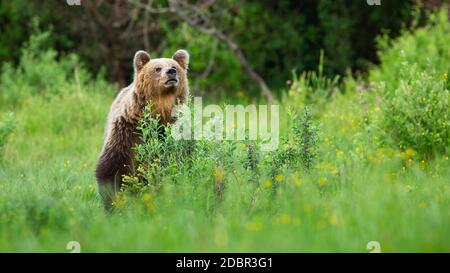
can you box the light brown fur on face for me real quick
[95,49,190,210]
[135,57,189,124]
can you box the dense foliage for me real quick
[0,0,417,98]
[370,10,450,156]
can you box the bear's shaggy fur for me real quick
[95,49,189,209]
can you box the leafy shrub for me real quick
[371,9,450,157]
[0,29,98,107]
[123,103,195,193]
[291,108,320,170]
[123,102,319,200]
[266,107,319,182]
[381,66,448,156]
[372,10,450,88]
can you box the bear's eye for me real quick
[155,67,162,73]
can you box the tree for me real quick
[128,0,274,102]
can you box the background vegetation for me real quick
[0,0,433,98]
[0,1,448,252]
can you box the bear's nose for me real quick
[166,68,177,77]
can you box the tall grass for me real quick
[0,11,448,252]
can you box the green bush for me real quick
[0,30,98,108]
[381,66,449,156]
[371,9,450,157]
[124,102,195,193]
[123,101,320,201]
[267,107,319,180]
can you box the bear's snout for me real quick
[164,68,179,86]
[166,68,177,77]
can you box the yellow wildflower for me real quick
[263,180,272,189]
[245,220,262,231]
[328,213,338,226]
[403,148,416,160]
[303,204,312,213]
[142,193,152,202]
[213,166,225,183]
[336,149,344,158]
[275,175,284,182]
[419,160,426,170]
[292,176,302,187]
[356,146,364,156]
[318,177,327,186]
[141,193,155,212]
[280,214,291,225]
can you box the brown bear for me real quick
[95,49,189,210]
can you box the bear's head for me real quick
[133,49,189,102]
[133,50,189,123]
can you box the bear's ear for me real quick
[133,50,151,73]
[172,49,189,70]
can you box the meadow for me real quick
[0,10,449,252]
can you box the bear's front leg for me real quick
[95,117,137,211]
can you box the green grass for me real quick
[0,11,449,252]
[0,83,448,252]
